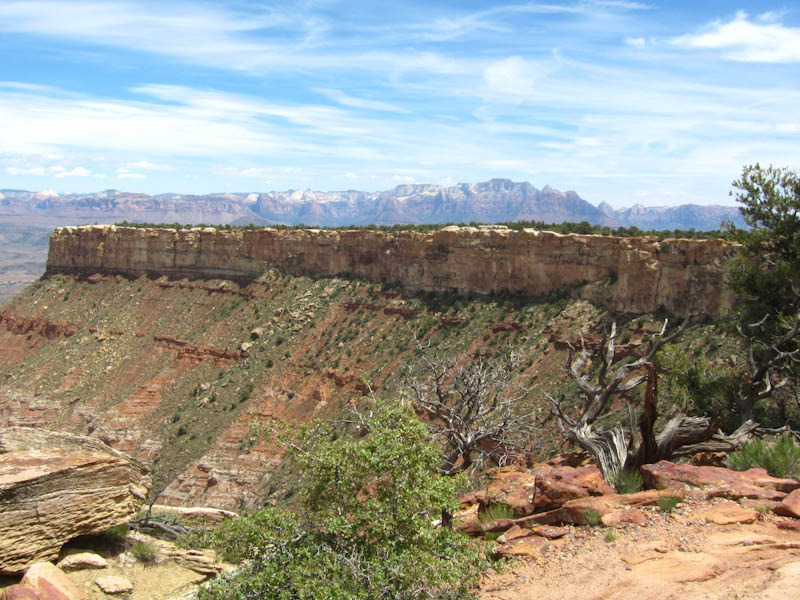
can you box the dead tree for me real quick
[546,319,728,481]
[408,348,536,476]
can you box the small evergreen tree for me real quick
[198,398,490,600]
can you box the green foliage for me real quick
[657,496,681,513]
[479,503,517,523]
[114,219,730,239]
[132,540,159,563]
[582,508,601,527]
[726,164,800,425]
[611,468,643,494]
[659,343,740,431]
[100,524,128,549]
[199,399,490,600]
[604,528,617,543]
[726,435,800,479]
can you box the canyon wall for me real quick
[45,225,738,316]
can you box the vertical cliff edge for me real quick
[45,225,737,317]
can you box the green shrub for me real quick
[582,508,601,527]
[657,496,681,513]
[611,468,643,494]
[727,435,800,479]
[604,528,617,542]
[132,540,159,563]
[199,399,490,600]
[100,524,128,548]
[479,503,517,523]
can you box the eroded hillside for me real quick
[0,267,741,512]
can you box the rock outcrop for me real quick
[0,427,150,574]
[46,225,737,317]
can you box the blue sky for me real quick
[0,1,798,207]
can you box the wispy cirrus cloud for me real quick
[671,11,800,63]
[5,164,93,177]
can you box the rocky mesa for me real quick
[45,225,737,317]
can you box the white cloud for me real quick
[625,36,646,48]
[392,175,417,184]
[5,164,91,177]
[126,160,173,171]
[315,88,409,114]
[0,1,477,78]
[57,166,91,177]
[482,56,555,101]
[116,167,146,179]
[671,11,800,63]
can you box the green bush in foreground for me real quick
[726,435,800,479]
[132,540,159,563]
[657,496,681,513]
[198,399,490,600]
[611,468,643,494]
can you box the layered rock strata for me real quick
[0,427,150,574]
[46,225,737,317]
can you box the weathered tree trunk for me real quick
[565,423,628,482]
[670,420,760,457]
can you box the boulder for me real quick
[19,562,81,600]
[482,464,613,516]
[57,552,109,571]
[774,489,800,519]
[601,508,647,527]
[641,461,798,501]
[1,585,40,600]
[95,575,133,595]
[0,427,150,574]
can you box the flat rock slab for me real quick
[519,490,667,527]
[96,575,134,595]
[641,461,798,501]
[493,536,548,559]
[20,562,81,600]
[57,552,109,571]
[693,501,760,525]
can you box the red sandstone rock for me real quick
[20,563,81,600]
[518,490,668,527]
[641,461,798,501]
[530,525,569,539]
[497,524,536,544]
[1,585,40,600]
[483,464,613,517]
[601,509,648,527]
[776,519,800,531]
[693,501,760,525]
[774,489,800,519]
[531,464,614,511]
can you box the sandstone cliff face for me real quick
[46,225,737,317]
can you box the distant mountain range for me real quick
[0,179,745,231]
